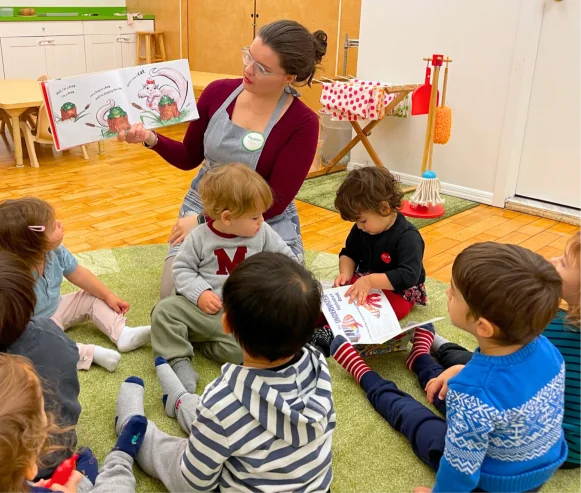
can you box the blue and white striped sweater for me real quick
[180,346,336,492]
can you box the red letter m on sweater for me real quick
[214,247,248,275]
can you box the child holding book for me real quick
[332,242,567,492]
[0,352,147,493]
[0,197,151,373]
[432,233,581,470]
[116,253,336,493]
[151,164,297,393]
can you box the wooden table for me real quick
[190,71,240,99]
[0,79,44,167]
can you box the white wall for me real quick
[352,0,524,201]
[0,1,125,6]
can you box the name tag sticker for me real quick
[242,132,265,152]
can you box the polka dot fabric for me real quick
[320,80,410,122]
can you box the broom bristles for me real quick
[434,106,452,144]
[410,177,444,207]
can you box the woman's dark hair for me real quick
[222,252,322,361]
[259,20,327,87]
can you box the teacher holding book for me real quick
[120,19,327,298]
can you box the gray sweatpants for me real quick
[77,451,137,493]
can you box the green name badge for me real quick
[242,132,265,152]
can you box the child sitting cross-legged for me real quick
[151,163,297,393]
[115,252,336,493]
[332,242,568,493]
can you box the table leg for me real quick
[6,109,26,168]
[98,141,105,155]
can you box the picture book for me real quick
[321,286,443,356]
[40,59,198,150]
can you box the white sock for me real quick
[93,346,121,372]
[117,325,151,353]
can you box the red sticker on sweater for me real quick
[381,253,391,264]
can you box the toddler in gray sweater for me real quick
[151,164,296,392]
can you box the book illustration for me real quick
[53,102,91,124]
[362,293,382,318]
[341,314,363,343]
[134,67,191,126]
[84,99,130,139]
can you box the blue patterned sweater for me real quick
[433,336,568,493]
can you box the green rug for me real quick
[63,245,578,493]
[297,171,480,229]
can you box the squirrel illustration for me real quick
[137,67,189,113]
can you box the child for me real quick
[116,253,336,493]
[0,250,80,479]
[331,242,567,492]
[432,233,581,469]
[151,164,296,393]
[0,197,151,372]
[0,352,147,493]
[334,166,426,317]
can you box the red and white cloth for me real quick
[320,79,410,122]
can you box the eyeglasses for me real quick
[242,47,281,79]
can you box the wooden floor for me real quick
[1,123,578,284]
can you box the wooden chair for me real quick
[136,31,166,65]
[19,103,88,168]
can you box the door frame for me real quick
[491,0,557,207]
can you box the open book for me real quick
[321,286,443,356]
[41,59,198,150]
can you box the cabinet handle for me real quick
[117,37,131,42]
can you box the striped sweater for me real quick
[544,310,580,465]
[180,345,336,492]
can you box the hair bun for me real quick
[312,30,328,64]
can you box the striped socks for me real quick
[406,324,436,371]
[331,335,371,384]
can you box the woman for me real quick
[120,20,327,297]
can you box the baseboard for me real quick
[506,197,580,226]
[347,162,493,205]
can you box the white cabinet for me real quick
[45,35,87,78]
[0,42,4,79]
[85,33,137,73]
[1,37,47,79]
[120,35,137,68]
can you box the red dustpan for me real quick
[412,65,439,115]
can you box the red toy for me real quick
[45,454,79,488]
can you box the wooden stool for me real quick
[136,32,166,65]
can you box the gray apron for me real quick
[169,84,304,262]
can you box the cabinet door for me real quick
[84,34,123,74]
[187,0,254,74]
[0,37,47,79]
[120,34,137,68]
[0,41,4,79]
[45,35,87,79]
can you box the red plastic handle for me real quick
[45,454,79,487]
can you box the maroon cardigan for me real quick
[154,78,319,219]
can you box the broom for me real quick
[409,170,444,206]
[434,59,452,144]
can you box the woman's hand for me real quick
[117,123,155,145]
[35,471,84,493]
[413,487,432,493]
[169,216,199,246]
[345,276,372,306]
[105,293,130,315]
[425,364,465,403]
[198,290,222,315]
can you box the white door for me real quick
[84,34,123,74]
[120,34,137,68]
[45,35,87,79]
[1,37,47,79]
[515,0,580,209]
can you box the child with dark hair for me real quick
[115,253,336,493]
[332,242,567,492]
[0,250,81,479]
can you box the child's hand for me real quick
[198,290,222,315]
[105,293,130,314]
[345,276,372,306]
[169,216,199,246]
[425,364,465,403]
[334,273,352,287]
[36,471,84,493]
[413,487,432,493]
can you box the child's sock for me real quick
[169,358,199,394]
[93,346,121,372]
[310,326,334,358]
[115,377,145,435]
[406,324,436,371]
[75,447,98,485]
[117,325,151,353]
[331,335,371,384]
[155,357,189,418]
[113,415,148,458]
[431,333,450,353]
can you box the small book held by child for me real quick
[321,286,443,356]
[40,59,198,150]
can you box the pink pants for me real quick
[50,290,126,370]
